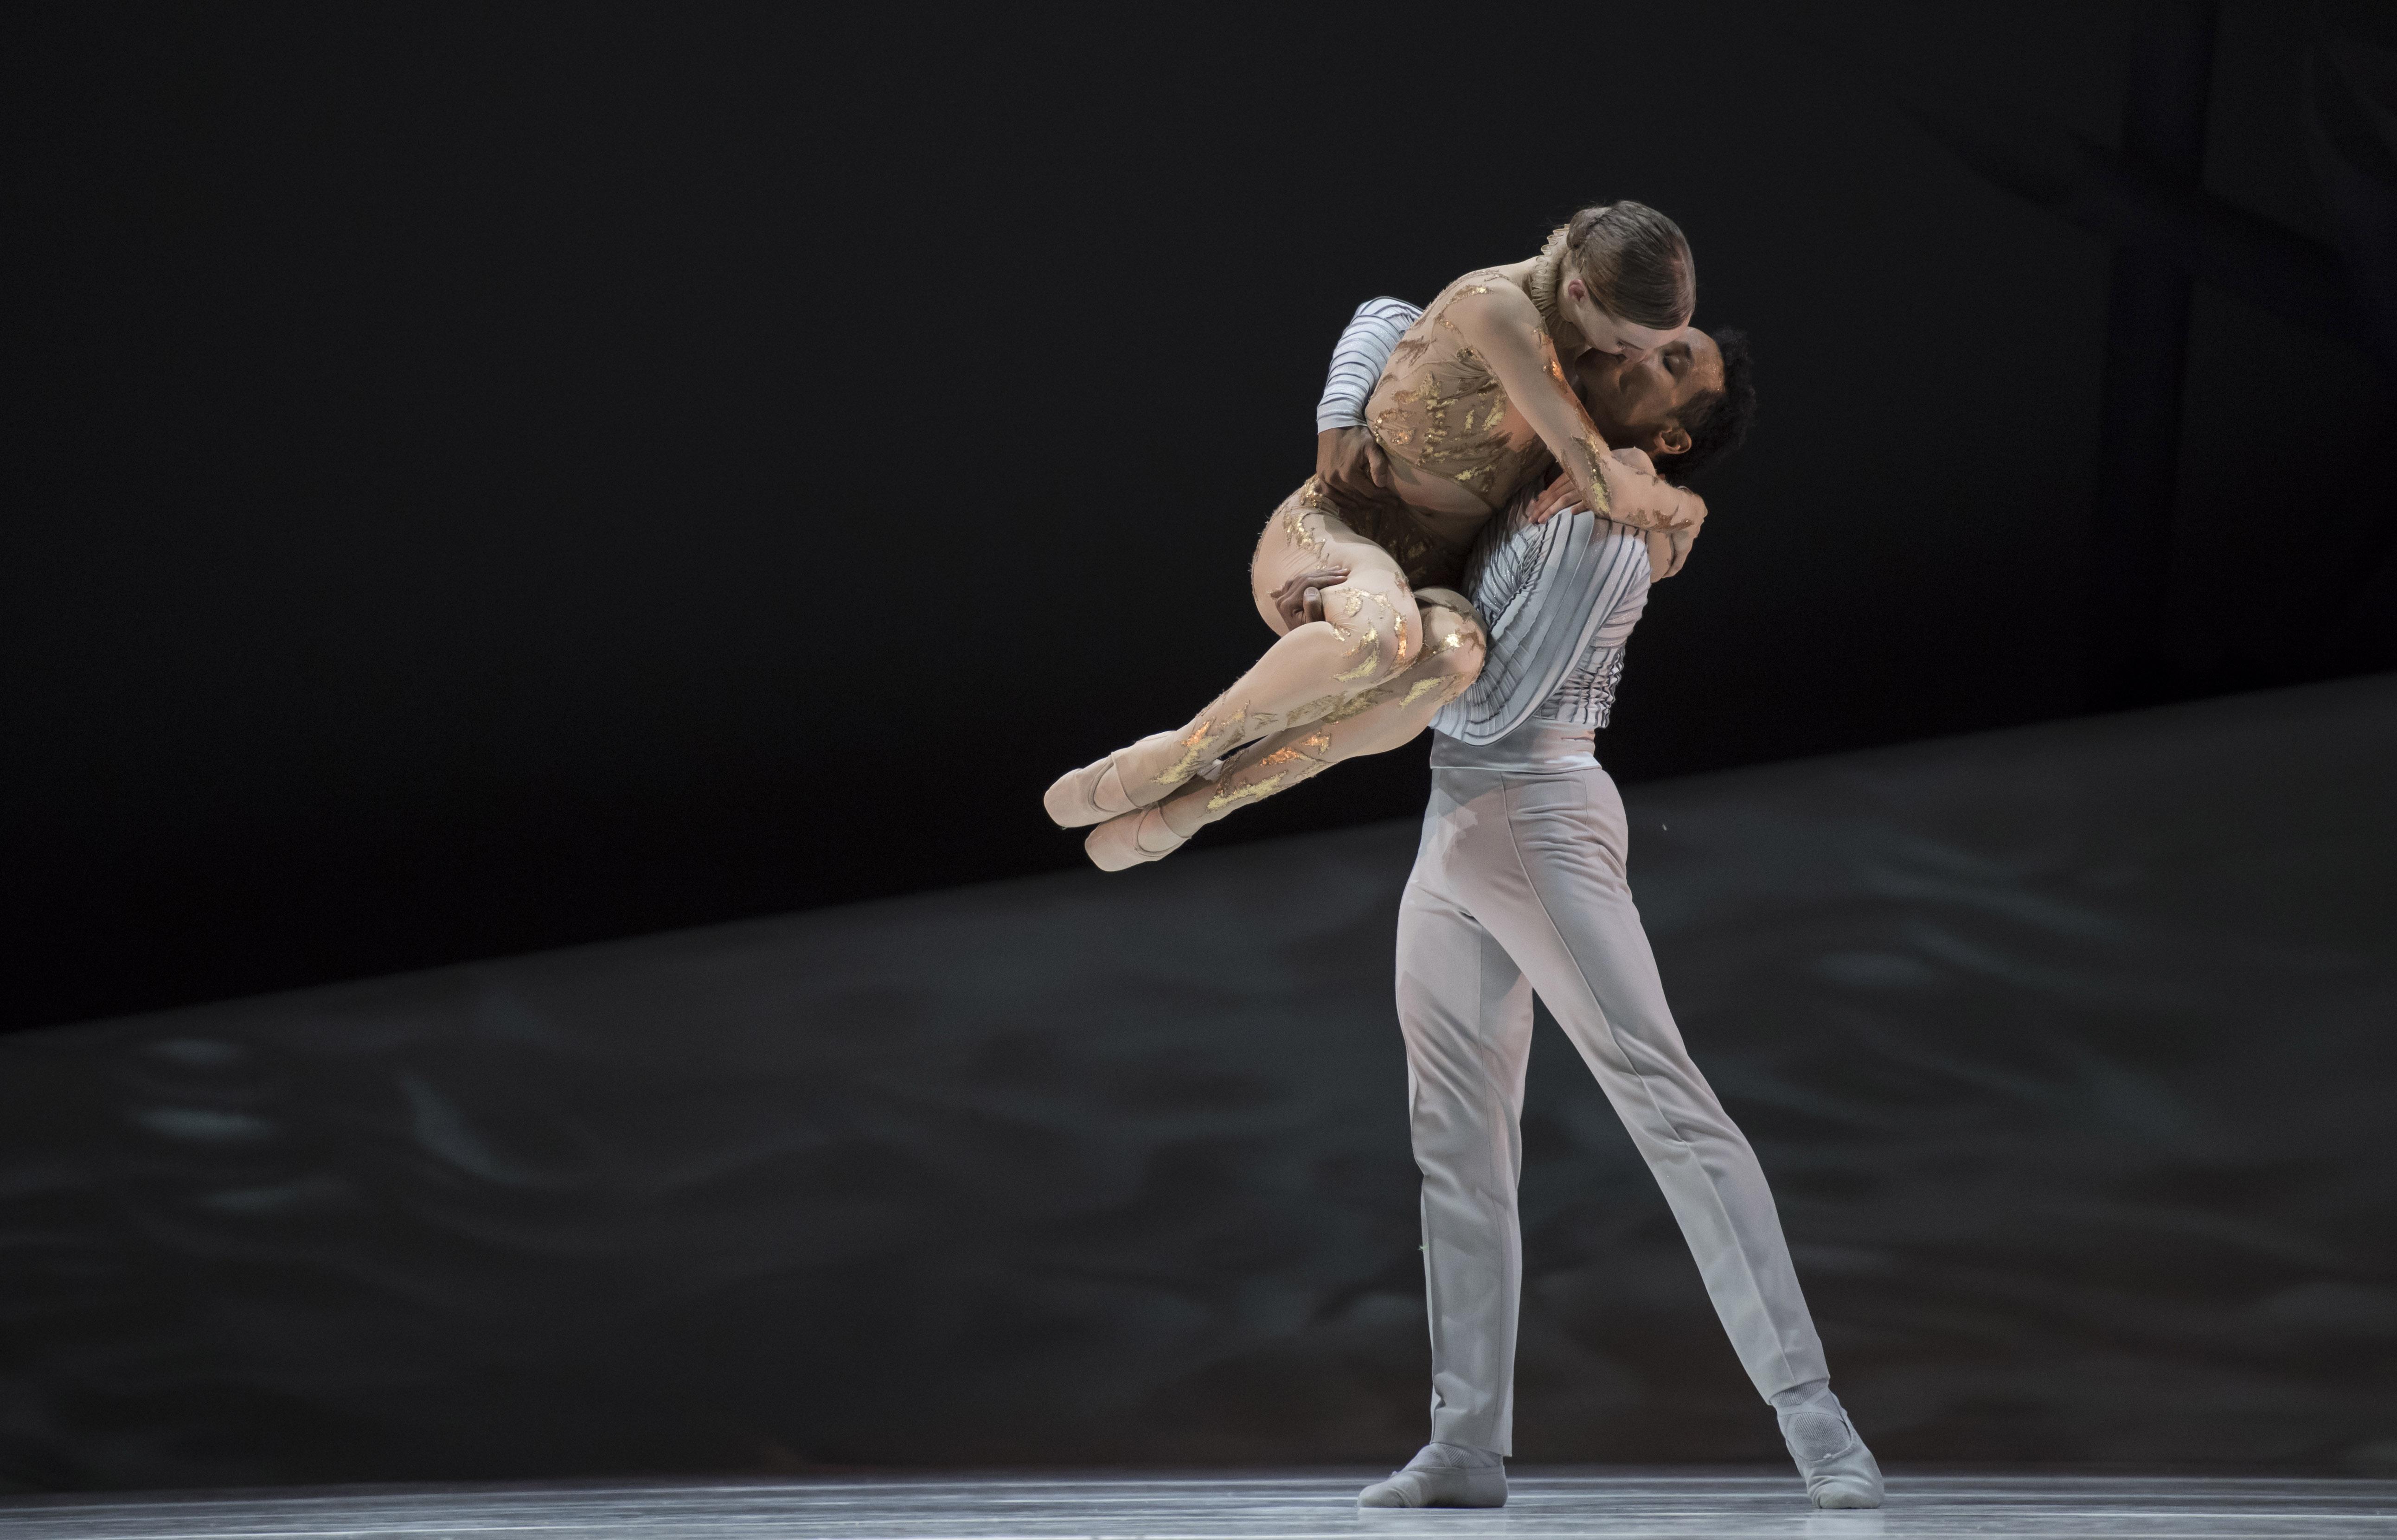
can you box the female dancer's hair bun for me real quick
[1561,200,1694,330]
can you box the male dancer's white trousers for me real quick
[1396,731,1829,1455]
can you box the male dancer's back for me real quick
[1316,304,1884,1511]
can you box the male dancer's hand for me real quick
[1270,565,1351,631]
[1316,427,1391,498]
[1525,470,1580,524]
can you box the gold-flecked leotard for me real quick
[1365,268,1563,519]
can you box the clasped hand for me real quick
[1524,447,1669,525]
[1314,427,1391,500]
[1268,564,1352,632]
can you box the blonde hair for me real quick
[1541,201,1696,330]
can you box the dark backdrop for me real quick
[7,0,2393,1031]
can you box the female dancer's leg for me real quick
[1045,480,1451,827]
[1083,596,1487,870]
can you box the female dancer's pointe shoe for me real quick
[1357,1445,1506,1508]
[1083,805,1186,872]
[1046,730,1196,827]
[1779,1389,1884,1508]
[1044,752,1135,828]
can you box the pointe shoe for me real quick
[1083,805,1186,871]
[1779,1388,1883,1509]
[1357,1445,1506,1508]
[1044,752,1137,829]
[1046,728,1204,827]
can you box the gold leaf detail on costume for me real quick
[1162,723,1224,785]
[1576,433,1615,516]
[1291,693,1345,723]
[1253,733,1325,773]
[1365,284,1549,515]
[1208,773,1286,812]
[1334,629,1383,682]
[1323,691,1384,723]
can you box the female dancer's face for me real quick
[1561,274,1689,365]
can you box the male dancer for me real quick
[1314,302,1885,1511]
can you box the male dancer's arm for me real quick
[1314,297,1421,498]
[1269,299,1427,628]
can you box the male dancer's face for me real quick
[1578,330,1725,467]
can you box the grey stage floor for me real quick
[0,1475,2392,1540]
[6,677,2395,1485]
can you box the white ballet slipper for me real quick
[1357,1444,1506,1508]
[1779,1388,1883,1508]
[1083,805,1186,872]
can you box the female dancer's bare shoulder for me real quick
[1392,261,1547,361]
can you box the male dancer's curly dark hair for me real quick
[1663,327,1756,488]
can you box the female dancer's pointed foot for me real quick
[1357,1445,1506,1508]
[1779,1389,1884,1508]
[1083,805,1187,871]
[1045,727,1198,827]
[1044,753,1135,828]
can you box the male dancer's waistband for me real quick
[1428,719,1597,773]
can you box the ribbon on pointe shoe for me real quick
[1083,805,1186,872]
[1043,752,1135,829]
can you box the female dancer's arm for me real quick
[1445,285,1705,533]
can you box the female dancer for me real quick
[1044,202,1711,869]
